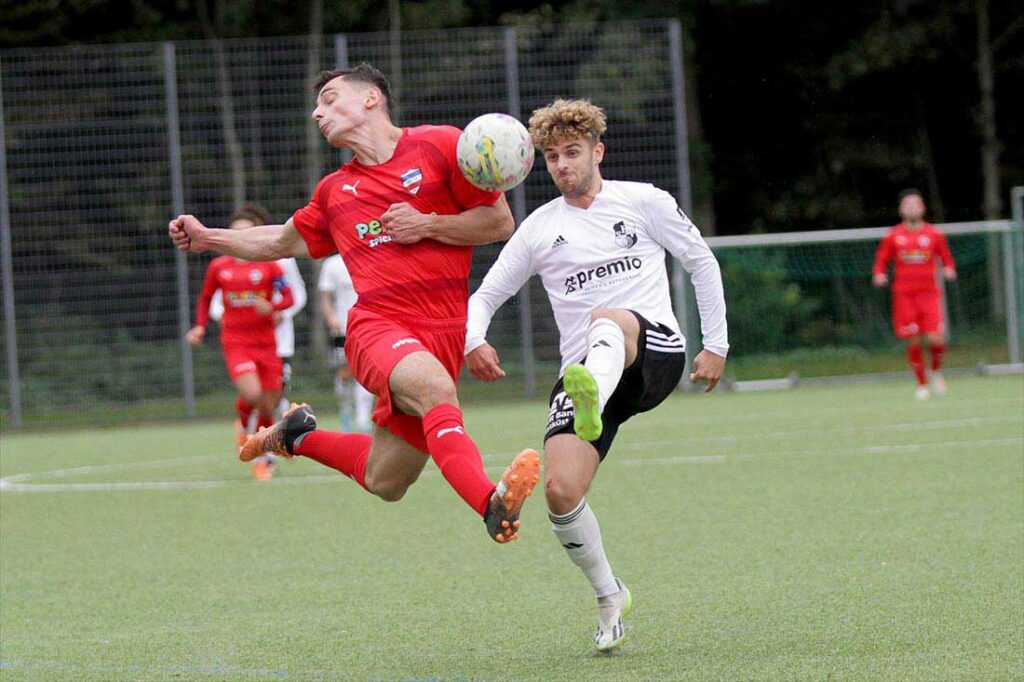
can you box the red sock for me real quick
[236,396,255,426]
[907,344,927,385]
[294,431,372,490]
[929,342,946,371]
[256,414,274,430]
[422,404,495,517]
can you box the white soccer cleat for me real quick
[915,386,930,401]
[595,578,632,652]
[930,372,947,396]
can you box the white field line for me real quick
[2,426,1021,494]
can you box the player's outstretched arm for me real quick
[382,194,515,246]
[168,216,311,260]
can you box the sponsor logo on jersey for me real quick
[612,220,638,249]
[564,256,644,294]
[401,168,423,195]
[899,249,930,264]
[225,290,267,306]
[551,235,568,249]
[354,219,394,249]
[342,179,360,196]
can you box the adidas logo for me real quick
[551,235,568,249]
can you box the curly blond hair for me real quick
[528,99,607,149]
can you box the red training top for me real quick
[872,222,956,293]
[291,125,501,326]
[195,257,293,346]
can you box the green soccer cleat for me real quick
[564,364,602,442]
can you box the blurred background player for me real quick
[872,188,957,400]
[209,202,308,420]
[466,99,728,651]
[209,203,308,475]
[319,253,374,432]
[169,63,539,543]
[186,204,295,480]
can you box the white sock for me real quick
[550,498,618,598]
[584,318,626,413]
[335,377,353,416]
[354,383,375,426]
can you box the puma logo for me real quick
[342,180,360,196]
[437,426,465,438]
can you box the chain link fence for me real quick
[0,21,688,428]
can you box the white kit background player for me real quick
[465,99,729,651]
[318,253,375,432]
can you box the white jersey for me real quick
[209,257,307,357]
[467,180,728,373]
[318,254,359,334]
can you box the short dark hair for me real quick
[312,63,392,118]
[230,202,271,226]
[898,188,923,202]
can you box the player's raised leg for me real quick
[564,309,640,441]
[545,434,631,651]
[389,351,539,542]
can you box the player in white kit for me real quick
[318,254,375,432]
[466,99,729,651]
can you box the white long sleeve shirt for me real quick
[210,257,307,357]
[466,180,728,373]
[317,254,359,335]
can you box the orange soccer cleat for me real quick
[485,448,541,543]
[239,403,317,463]
[250,458,276,482]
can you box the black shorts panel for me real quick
[544,311,686,459]
[329,334,348,369]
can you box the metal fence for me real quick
[0,21,689,428]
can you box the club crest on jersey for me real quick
[612,220,638,249]
[401,168,423,195]
[249,269,263,284]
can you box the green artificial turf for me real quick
[1,376,1022,680]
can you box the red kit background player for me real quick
[187,204,294,478]
[873,188,957,398]
[169,63,539,544]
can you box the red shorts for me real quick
[344,307,467,453]
[892,290,944,339]
[222,343,283,390]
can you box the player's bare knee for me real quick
[544,475,583,515]
[420,374,458,412]
[365,473,409,502]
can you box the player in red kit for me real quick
[169,63,539,543]
[872,189,957,399]
[187,204,295,479]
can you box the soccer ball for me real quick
[457,113,535,192]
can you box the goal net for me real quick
[679,221,1021,383]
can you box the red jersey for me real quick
[195,256,293,347]
[291,125,501,324]
[872,222,955,293]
